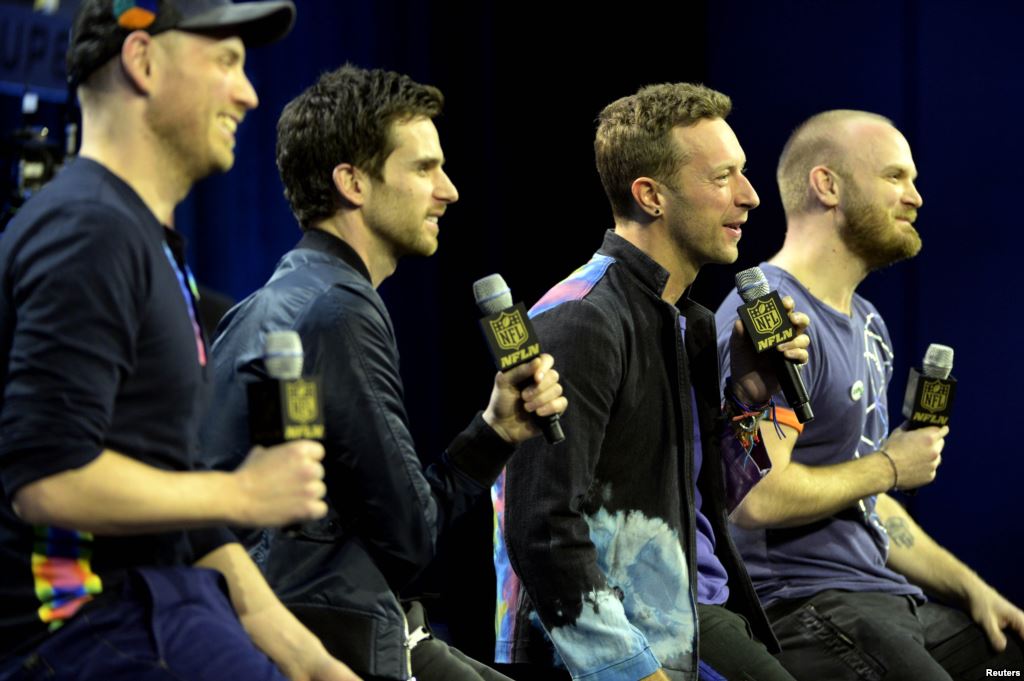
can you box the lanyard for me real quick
[161,242,207,367]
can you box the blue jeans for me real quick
[1,566,287,681]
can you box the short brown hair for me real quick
[776,109,894,216]
[595,82,732,218]
[276,64,444,230]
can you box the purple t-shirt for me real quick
[714,263,921,606]
[680,317,730,605]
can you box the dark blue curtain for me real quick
[699,0,1024,620]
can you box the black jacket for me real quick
[201,229,514,680]
[494,231,775,681]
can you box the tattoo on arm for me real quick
[884,517,915,548]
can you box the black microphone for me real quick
[247,330,325,446]
[473,274,565,445]
[734,267,814,423]
[902,343,956,429]
[247,331,325,535]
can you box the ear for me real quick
[119,30,156,94]
[332,163,366,207]
[630,176,665,218]
[809,165,840,208]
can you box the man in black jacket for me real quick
[201,65,567,681]
[493,83,808,681]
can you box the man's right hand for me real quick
[232,440,328,527]
[881,423,948,490]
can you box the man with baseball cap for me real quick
[0,1,358,679]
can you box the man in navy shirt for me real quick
[716,110,1024,679]
[0,1,357,679]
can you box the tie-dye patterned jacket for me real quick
[493,231,776,681]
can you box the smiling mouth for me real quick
[218,114,239,139]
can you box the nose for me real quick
[736,173,760,210]
[904,180,923,209]
[235,70,259,111]
[436,169,459,204]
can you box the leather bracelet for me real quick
[879,449,899,490]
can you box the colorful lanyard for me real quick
[161,242,207,367]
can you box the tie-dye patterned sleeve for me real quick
[496,266,661,680]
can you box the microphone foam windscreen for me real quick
[922,343,954,379]
[264,330,303,380]
[473,274,514,315]
[736,266,770,302]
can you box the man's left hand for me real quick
[964,578,1024,652]
[729,295,810,405]
[484,353,567,443]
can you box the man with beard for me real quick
[201,65,566,681]
[0,2,357,680]
[715,110,1024,679]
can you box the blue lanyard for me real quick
[161,242,207,367]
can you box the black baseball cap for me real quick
[66,0,296,86]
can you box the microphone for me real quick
[473,274,565,445]
[734,267,814,423]
[247,331,325,535]
[902,343,956,429]
[247,330,325,446]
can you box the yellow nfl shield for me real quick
[749,298,783,335]
[286,381,319,423]
[490,310,528,351]
[920,379,950,413]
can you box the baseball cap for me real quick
[66,0,296,86]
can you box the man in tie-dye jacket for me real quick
[493,83,808,681]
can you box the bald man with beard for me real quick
[716,110,1024,680]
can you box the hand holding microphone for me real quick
[882,343,955,493]
[902,343,956,429]
[473,274,567,445]
[731,267,813,421]
[233,331,328,528]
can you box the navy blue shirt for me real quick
[0,158,231,659]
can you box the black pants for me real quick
[361,601,512,681]
[767,590,1024,680]
[699,603,796,681]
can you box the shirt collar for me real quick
[597,229,672,299]
[295,228,372,283]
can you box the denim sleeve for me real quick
[502,299,658,680]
